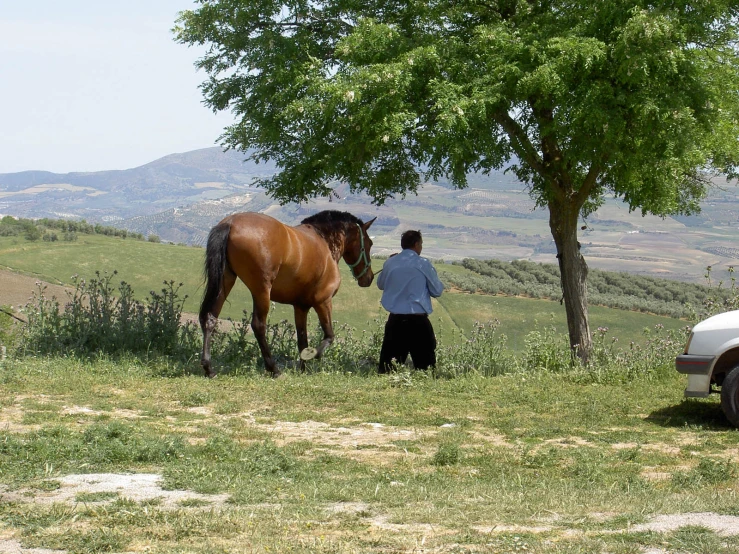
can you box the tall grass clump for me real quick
[206,311,305,374]
[435,320,512,377]
[0,305,18,352]
[567,323,690,385]
[686,265,739,323]
[520,321,576,373]
[19,271,198,359]
[310,318,385,373]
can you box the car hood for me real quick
[690,310,739,354]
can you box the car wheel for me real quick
[720,365,739,427]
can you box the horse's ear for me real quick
[363,217,377,231]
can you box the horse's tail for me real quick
[200,220,232,325]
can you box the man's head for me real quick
[401,230,423,254]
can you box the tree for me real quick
[23,224,42,242]
[176,0,739,361]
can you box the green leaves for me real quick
[176,0,739,213]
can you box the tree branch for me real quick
[574,161,603,208]
[529,103,571,200]
[492,110,548,177]
[251,16,354,34]
[0,308,26,324]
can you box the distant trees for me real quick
[0,216,146,242]
[447,259,730,320]
[24,225,42,242]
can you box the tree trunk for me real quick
[549,198,592,363]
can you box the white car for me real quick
[676,310,739,426]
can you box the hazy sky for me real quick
[0,1,233,174]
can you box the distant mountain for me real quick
[4,147,739,284]
[0,148,276,221]
[119,186,401,247]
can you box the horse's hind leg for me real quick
[313,299,335,359]
[251,293,279,377]
[294,306,311,370]
[200,270,236,378]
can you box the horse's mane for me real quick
[301,210,363,231]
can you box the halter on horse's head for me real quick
[300,210,376,286]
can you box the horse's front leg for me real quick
[294,306,310,371]
[312,299,335,359]
[252,293,279,377]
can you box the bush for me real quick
[19,272,195,359]
[0,217,146,243]
[24,226,42,241]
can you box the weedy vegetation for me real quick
[1,247,739,552]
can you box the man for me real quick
[376,230,444,373]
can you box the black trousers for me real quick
[378,313,437,373]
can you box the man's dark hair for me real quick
[401,230,422,250]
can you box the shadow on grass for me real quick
[646,398,734,430]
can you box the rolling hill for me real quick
[3,147,739,284]
[0,148,275,221]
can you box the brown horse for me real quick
[199,210,376,377]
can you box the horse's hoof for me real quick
[300,347,318,361]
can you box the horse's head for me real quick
[345,217,376,287]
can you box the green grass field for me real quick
[2,230,738,554]
[1,357,738,553]
[0,234,685,349]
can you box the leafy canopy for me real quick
[176,0,739,215]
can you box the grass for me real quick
[434,285,685,350]
[0,234,685,349]
[2,355,739,553]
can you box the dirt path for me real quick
[0,268,71,311]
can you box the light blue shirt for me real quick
[377,249,444,314]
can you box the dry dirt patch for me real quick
[256,419,433,464]
[0,405,38,434]
[0,473,229,508]
[0,268,71,311]
[611,442,681,455]
[0,474,227,554]
[632,512,739,536]
[0,539,64,554]
[265,419,418,447]
[6,400,738,552]
[174,407,438,461]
